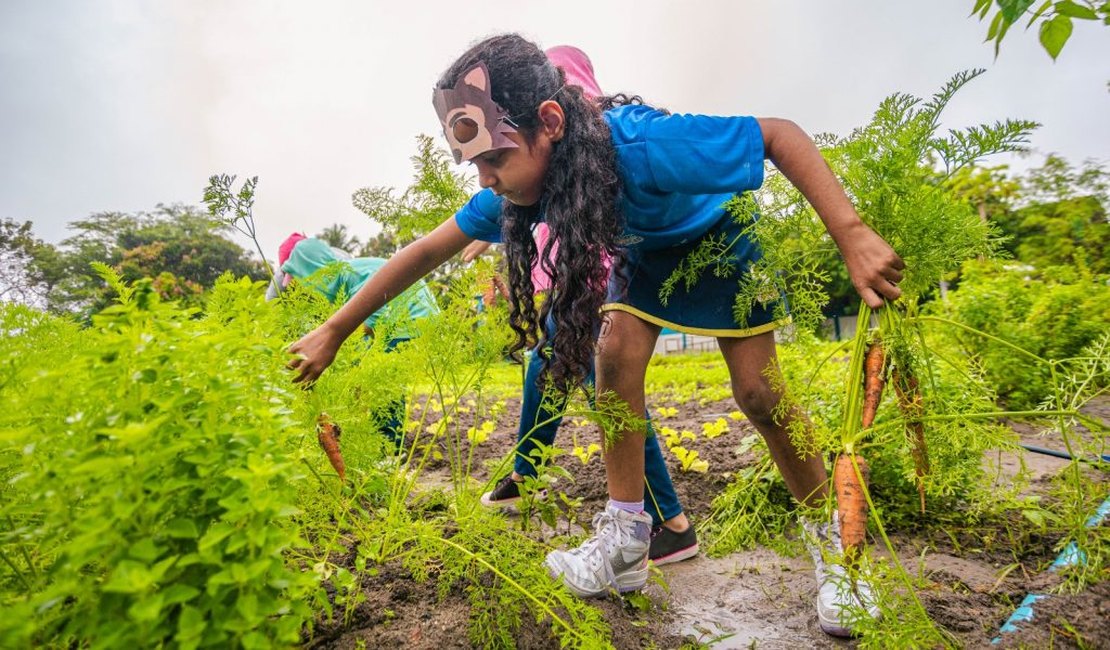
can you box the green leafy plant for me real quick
[971,0,1110,59]
[935,260,1110,407]
[0,271,317,648]
[694,71,1108,646]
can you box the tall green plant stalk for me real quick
[203,174,276,288]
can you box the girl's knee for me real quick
[732,381,782,428]
[594,316,654,381]
[595,343,641,382]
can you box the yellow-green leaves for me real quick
[466,420,495,445]
[572,442,601,465]
[1039,13,1075,58]
[702,418,731,439]
[670,446,709,473]
[660,426,710,472]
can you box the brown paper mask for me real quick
[432,63,520,164]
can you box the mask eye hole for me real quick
[451,117,479,144]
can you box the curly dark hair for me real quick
[437,34,628,390]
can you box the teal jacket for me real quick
[281,238,439,338]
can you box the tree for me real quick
[944,165,1021,294]
[990,155,1110,272]
[312,223,404,261]
[971,0,1110,60]
[999,195,1109,271]
[10,205,265,316]
[316,223,362,255]
[1017,153,1109,206]
[356,230,402,259]
[0,219,47,307]
[112,205,262,287]
[945,165,1021,227]
[351,134,476,286]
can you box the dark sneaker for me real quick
[480,474,523,507]
[480,474,547,509]
[649,524,699,565]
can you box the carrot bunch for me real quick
[836,333,933,560]
[834,452,871,562]
[316,412,346,482]
[860,340,887,429]
[835,339,886,561]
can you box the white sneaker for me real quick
[802,517,880,637]
[544,505,652,598]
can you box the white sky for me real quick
[2,1,1108,258]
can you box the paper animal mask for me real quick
[432,63,520,164]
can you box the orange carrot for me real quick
[492,275,509,301]
[481,281,496,308]
[860,340,887,430]
[834,453,870,562]
[316,413,346,482]
[481,275,510,308]
[893,368,929,513]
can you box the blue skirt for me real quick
[603,211,790,338]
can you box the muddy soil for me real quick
[315,394,1109,649]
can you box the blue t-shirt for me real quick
[453,104,766,251]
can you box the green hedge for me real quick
[936,260,1110,408]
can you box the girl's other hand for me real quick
[838,223,905,309]
[461,240,492,263]
[288,325,343,384]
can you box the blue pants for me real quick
[512,325,683,527]
[375,337,406,448]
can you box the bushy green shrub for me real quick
[935,259,1110,408]
[0,273,316,649]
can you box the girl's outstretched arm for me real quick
[757,117,905,309]
[288,217,474,383]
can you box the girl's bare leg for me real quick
[717,332,828,506]
[719,332,879,635]
[594,311,661,502]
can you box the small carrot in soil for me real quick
[834,452,870,563]
[860,339,887,430]
[316,413,346,482]
[893,368,930,514]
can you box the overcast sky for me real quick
[2,1,1108,258]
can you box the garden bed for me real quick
[311,394,1108,649]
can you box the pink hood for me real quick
[546,45,603,100]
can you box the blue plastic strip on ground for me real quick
[1019,443,1110,464]
[996,594,1047,635]
[991,493,1110,644]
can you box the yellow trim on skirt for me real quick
[600,303,792,338]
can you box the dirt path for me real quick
[655,550,839,649]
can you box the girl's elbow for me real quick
[758,118,811,163]
[758,117,804,145]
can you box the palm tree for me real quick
[315,224,362,255]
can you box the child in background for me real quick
[274,233,439,447]
[468,45,697,567]
[288,34,904,636]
